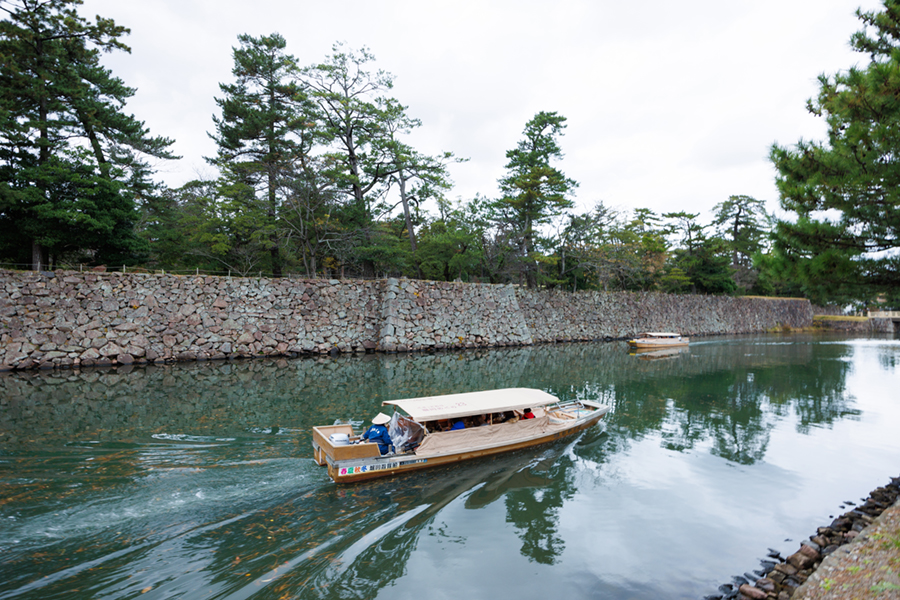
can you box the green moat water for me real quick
[1,334,898,600]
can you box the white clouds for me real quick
[79,0,884,221]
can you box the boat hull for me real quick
[319,406,609,484]
[626,338,689,349]
[630,346,688,359]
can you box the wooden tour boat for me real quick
[630,345,688,360]
[312,388,610,483]
[626,331,689,349]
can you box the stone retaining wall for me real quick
[812,316,895,334]
[0,270,814,370]
[517,290,813,341]
[379,278,532,352]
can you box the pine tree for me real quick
[711,195,770,291]
[495,111,577,288]
[208,33,311,278]
[301,43,420,277]
[769,1,900,305]
[0,0,175,269]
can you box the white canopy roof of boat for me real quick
[382,388,559,422]
[638,332,682,337]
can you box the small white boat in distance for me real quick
[312,388,610,484]
[626,332,689,349]
[630,346,688,360]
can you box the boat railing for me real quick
[546,399,591,420]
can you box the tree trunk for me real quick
[270,246,282,278]
[267,128,282,277]
[523,216,536,289]
[31,242,44,271]
[34,39,49,272]
[397,171,417,253]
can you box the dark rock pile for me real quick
[705,476,900,600]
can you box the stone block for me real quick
[738,583,767,599]
[786,551,815,570]
[80,348,100,361]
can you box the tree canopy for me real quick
[0,0,176,269]
[208,33,310,277]
[769,0,900,305]
[494,111,577,288]
[0,3,792,301]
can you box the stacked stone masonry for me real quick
[813,317,895,333]
[0,270,814,370]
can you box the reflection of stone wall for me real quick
[0,338,828,446]
[0,351,535,445]
[0,270,813,370]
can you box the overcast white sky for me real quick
[80,0,884,223]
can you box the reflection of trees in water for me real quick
[667,371,774,465]
[0,335,864,467]
[0,443,576,599]
[214,449,574,598]
[753,362,859,436]
[876,343,899,372]
[331,448,572,592]
[601,339,858,465]
[504,468,572,564]
[0,335,879,599]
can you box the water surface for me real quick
[1,334,898,599]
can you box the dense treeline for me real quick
[1,0,897,307]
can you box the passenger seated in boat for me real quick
[522,408,535,419]
[360,412,393,455]
[450,419,465,431]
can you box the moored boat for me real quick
[311,388,610,483]
[629,345,688,360]
[626,331,689,349]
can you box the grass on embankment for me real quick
[813,315,870,322]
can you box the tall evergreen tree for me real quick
[711,195,770,292]
[670,237,737,295]
[664,211,736,294]
[208,33,311,278]
[494,111,577,288]
[0,0,175,270]
[769,1,900,305]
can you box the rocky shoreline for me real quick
[706,476,900,600]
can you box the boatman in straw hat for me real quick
[360,412,393,455]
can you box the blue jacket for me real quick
[361,424,392,455]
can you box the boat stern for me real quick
[312,424,381,467]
